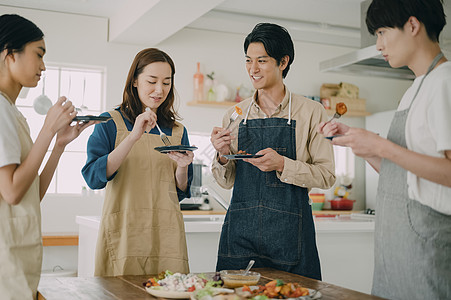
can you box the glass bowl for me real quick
[219,270,260,288]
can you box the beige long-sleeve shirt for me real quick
[211,88,335,190]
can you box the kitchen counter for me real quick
[76,213,374,234]
[76,214,375,293]
[37,268,383,300]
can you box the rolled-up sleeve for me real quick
[211,107,238,190]
[277,105,335,189]
[81,112,117,189]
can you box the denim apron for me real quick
[372,53,451,299]
[216,93,321,280]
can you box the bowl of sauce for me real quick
[220,270,260,288]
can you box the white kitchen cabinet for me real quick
[76,215,374,294]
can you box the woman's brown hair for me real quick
[120,48,179,128]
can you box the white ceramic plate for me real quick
[190,288,235,300]
[235,286,322,299]
[145,287,192,299]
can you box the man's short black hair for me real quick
[366,0,446,42]
[244,23,295,78]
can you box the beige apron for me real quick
[0,98,42,299]
[94,110,189,276]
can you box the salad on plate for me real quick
[144,270,222,298]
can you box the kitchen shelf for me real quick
[187,100,237,108]
[42,234,79,247]
[326,109,371,117]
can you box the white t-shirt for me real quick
[397,61,451,215]
[0,95,23,168]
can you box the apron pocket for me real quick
[265,147,287,188]
[260,208,302,264]
[105,210,186,259]
[0,215,42,279]
[407,199,451,248]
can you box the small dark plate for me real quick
[222,154,263,160]
[324,135,344,140]
[73,115,112,122]
[154,145,198,153]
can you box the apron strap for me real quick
[243,91,292,125]
[408,52,444,109]
[109,110,128,131]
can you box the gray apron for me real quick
[372,53,451,299]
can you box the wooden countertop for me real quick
[38,268,383,300]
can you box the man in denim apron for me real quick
[211,23,335,280]
[319,0,451,298]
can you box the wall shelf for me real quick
[326,109,371,117]
[187,100,237,108]
[42,235,78,247]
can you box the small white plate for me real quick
[145,287,192,299]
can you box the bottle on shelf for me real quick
[193,62,204,101]
[206,72,216,101]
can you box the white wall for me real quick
[1,6,411,231]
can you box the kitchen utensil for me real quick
[33,94,53,115]
[146,107,171,145]
[243,259,255,276]
[324,102,347,125]
[33,75,53,115]
[155,123,171,145]
[329,199,355,210]
[219,270,260,288]
[154,145,197,153]
[222,154,263,160]
[225,110,239,130]
[224,106,243,130]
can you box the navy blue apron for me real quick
[216,99,321,280]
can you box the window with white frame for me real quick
[16,64,105,194]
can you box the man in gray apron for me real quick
[319,0,451,298]
[211,23,335,280]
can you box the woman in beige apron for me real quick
[0,15,94,299]
[82,48,193,276]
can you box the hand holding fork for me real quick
[145,107,171,145]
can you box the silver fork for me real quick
[155,122,171,146]
[324,111,342,125]
[146,107,171,145]
[225,110,239,130]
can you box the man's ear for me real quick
[407,16,421,36]
[279,55,289,71]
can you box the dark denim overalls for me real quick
[216,95,321,280]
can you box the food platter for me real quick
[235,286,322,300]
[222,154,263,160]
[73,115,112,122]
[145,287,192,299]
[154,145,198,153]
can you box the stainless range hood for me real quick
[319,45,415,80]
[319,0,415,81]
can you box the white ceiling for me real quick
[1,0,450,49]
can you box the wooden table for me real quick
[38,268,384,300]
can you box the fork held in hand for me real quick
[155,122,171,146]
[326,112,342,124]
[146,107,171,145]
[225,111,239,130]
